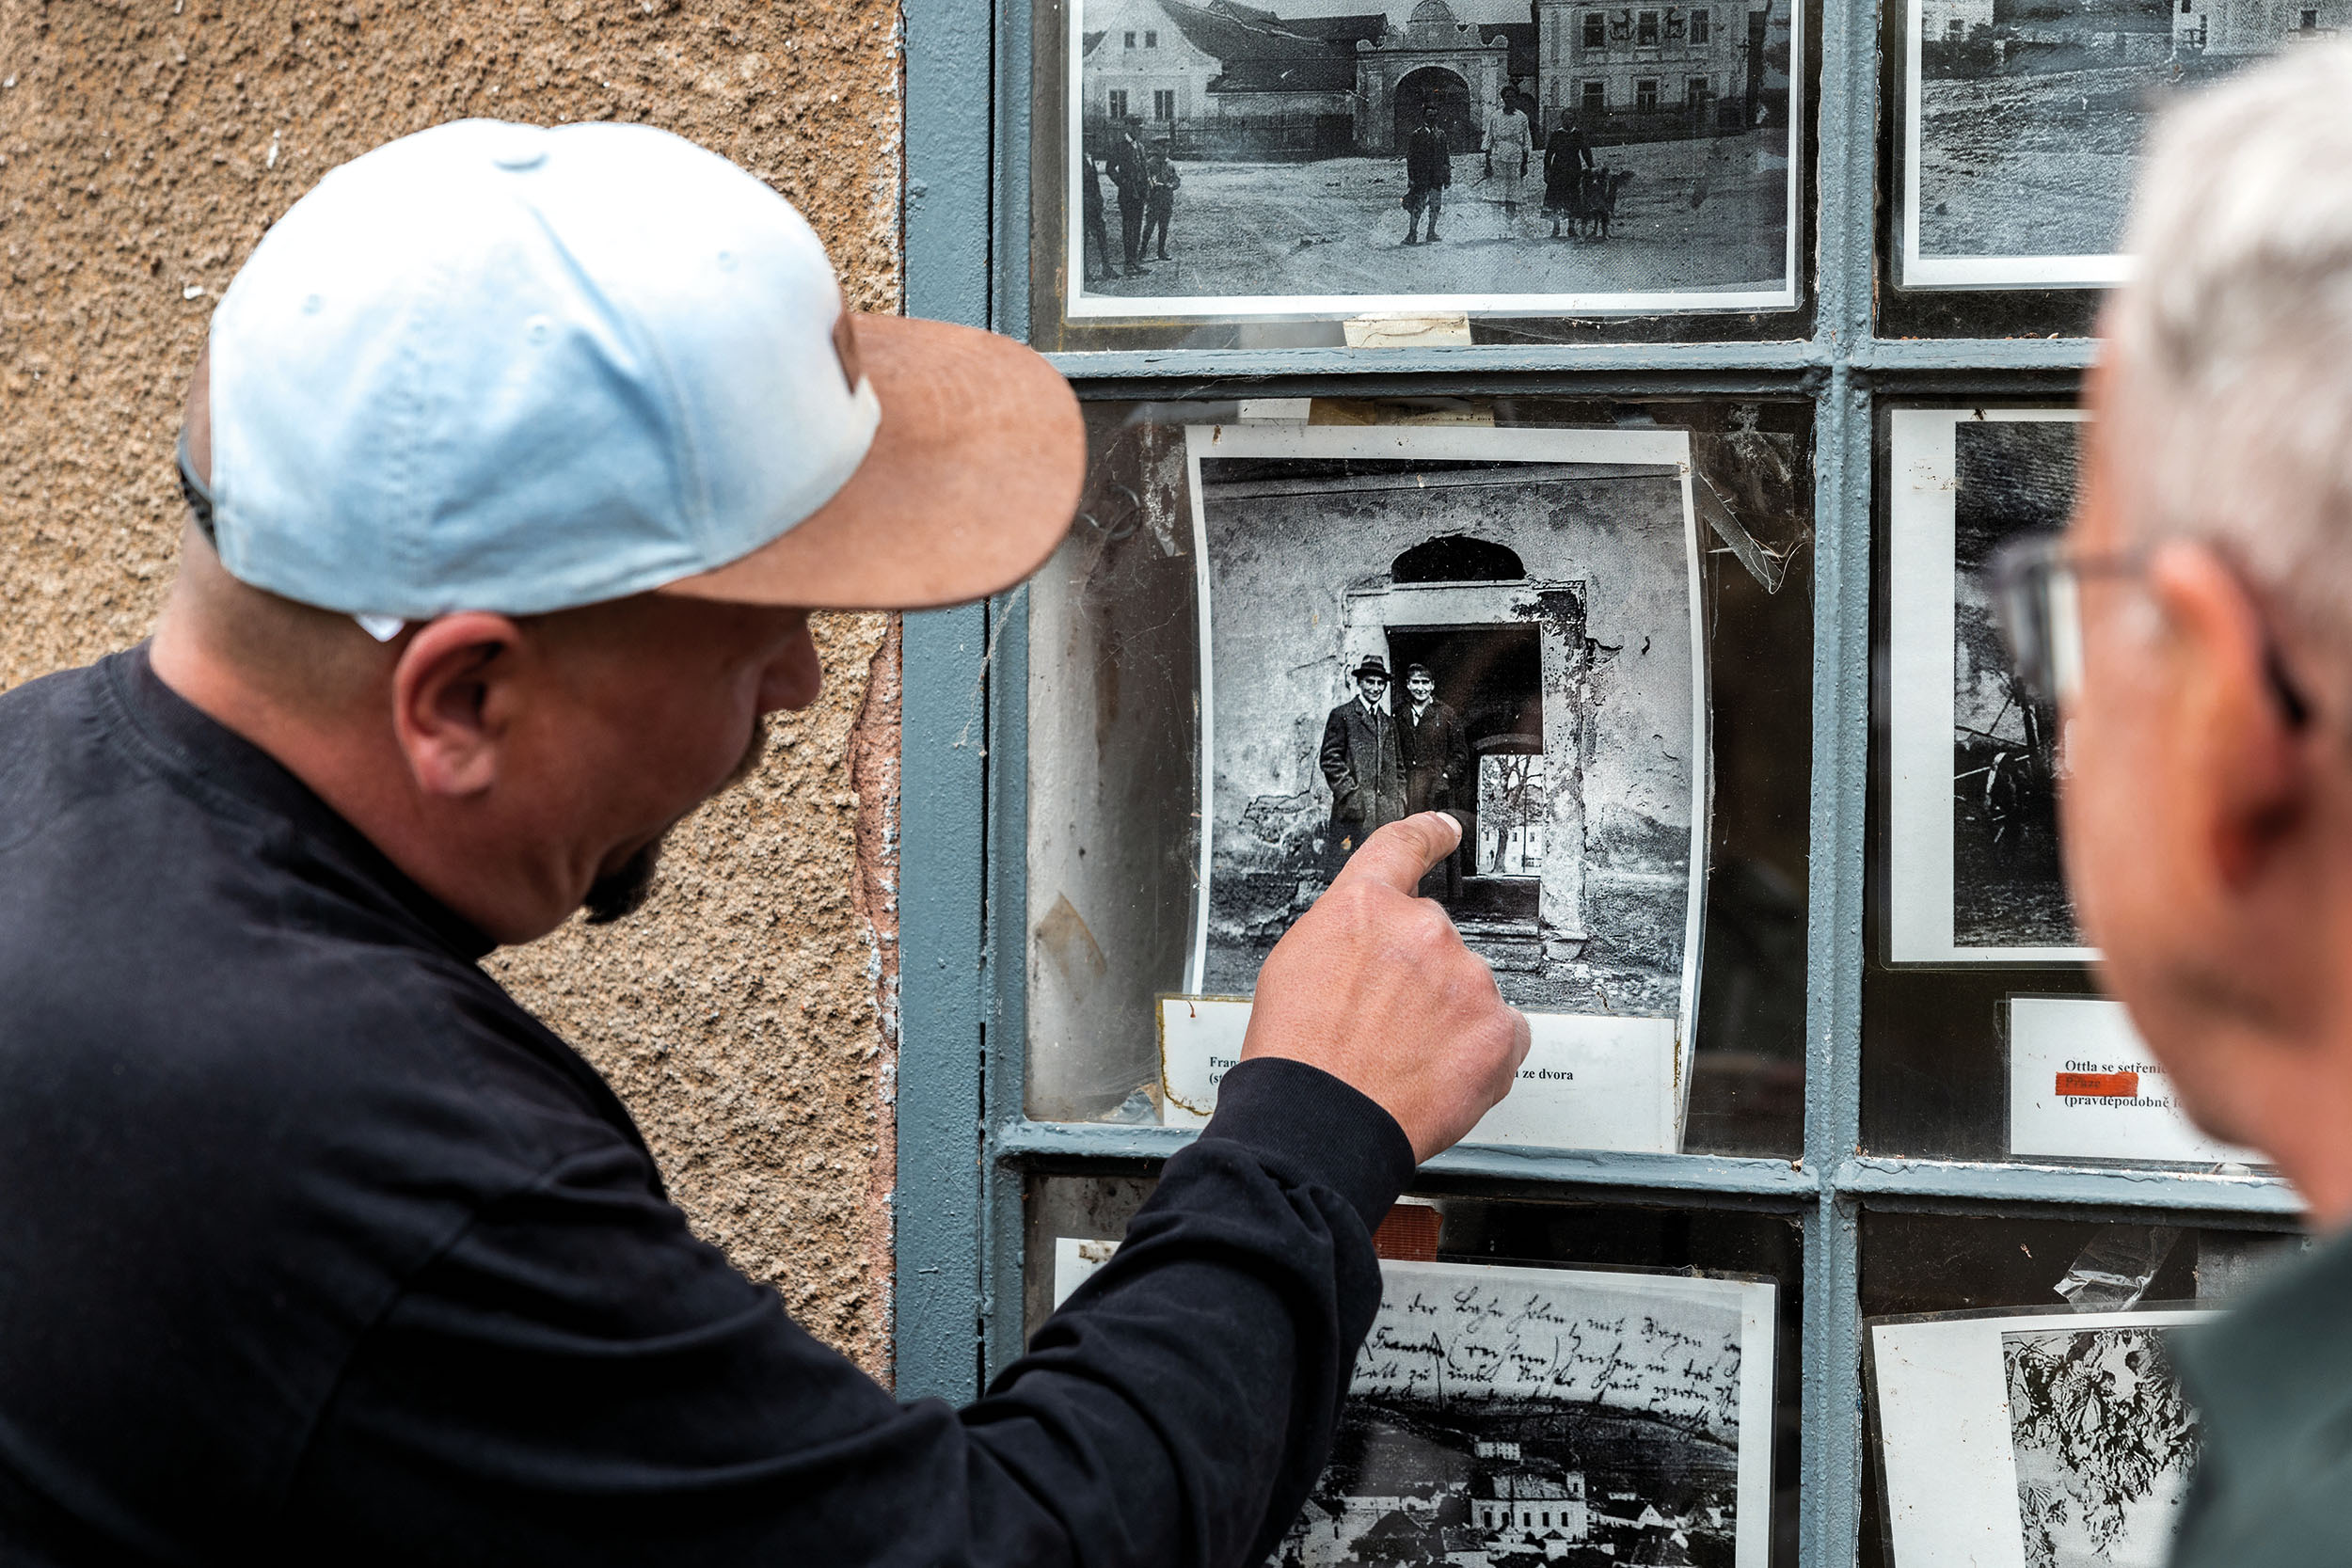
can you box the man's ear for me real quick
[2146,540,2310,888]
[390,613,530,799]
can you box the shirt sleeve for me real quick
[281,1057,1413,1568]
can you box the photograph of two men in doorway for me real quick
[1321,655,1497,905]
[1193,434,1703,1022]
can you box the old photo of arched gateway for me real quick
[1183,421,1707,1143]
[1067,0,1801,314]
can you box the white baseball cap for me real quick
[192,119,1083,619]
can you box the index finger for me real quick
[1330,812,1464,895]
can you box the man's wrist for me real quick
[1199,1058,1416,1232]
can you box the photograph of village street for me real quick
[1905,0,2291,280]
[1275,1259,1776,1568]
[1070,0,1799,312]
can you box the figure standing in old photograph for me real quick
[1073,0,1798,311]
[1321,657,1410,866]
[1399,663,1474,899]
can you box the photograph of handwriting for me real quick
[2002,1325,2201,1568]
[1275,1259,1778,1568]
[1187,422,1707,1026]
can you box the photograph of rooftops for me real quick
[1069,0,1799,314]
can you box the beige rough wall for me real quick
[0,0,905,1379]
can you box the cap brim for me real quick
[659,316,1085,611]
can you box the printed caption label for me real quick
[2007,996,2261,1164]
[1158,995,1681,1151]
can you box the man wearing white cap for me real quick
[0,120,1528,1563]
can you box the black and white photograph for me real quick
[1186,422,1707,1029]
[1886,407,2093,964]
[1065,0,1802,317]
[1900,0,2296,287]
[1870,1307,2216,1568]
[2002,1325,2200,1568]
[1279,1259,1777,1568]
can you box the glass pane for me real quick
[1857,1211,2309,1568]
[1025,396,1813,1158]
[1872,0,2292,338]
[1025,1175,1804,1564]
[1026,0,1822,351]
[1861,401,2266,1168]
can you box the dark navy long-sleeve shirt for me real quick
[0,647,1413,1566]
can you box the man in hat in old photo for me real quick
[1106,115,1152,277]
[1322,656,1410,863]
[0,119,1529,1562]
[1141,134,1181,264]
[2042,41,2352,1566]
[1402,102,1453,246]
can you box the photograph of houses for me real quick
[1067,0,1801,314]
[1276,1259,1779,1568]
[1902,0,2310,285]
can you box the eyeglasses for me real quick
[1985,532,2137,706]
[1988,531,2312,726]
[175,429,217,547]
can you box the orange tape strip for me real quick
[2055,1069,2139,1098]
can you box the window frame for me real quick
[891,1,2307,1565]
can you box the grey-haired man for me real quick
[2028,42,2352,1567]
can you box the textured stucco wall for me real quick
[1,0,904,1379]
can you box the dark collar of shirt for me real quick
[109,643,494,962]
[2169,1226,2352,1566]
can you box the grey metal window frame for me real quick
[890,0,2306,1560]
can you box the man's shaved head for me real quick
[172,350,395,713]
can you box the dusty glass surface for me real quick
[1025,1174,1805,1563]
[1025,396,1813,1156]
[1025,0,1821,351]
[1856,397,2265,1168]
[1856,1212,2308,1568]
[1866,0,2283,338]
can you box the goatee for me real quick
[580,713,771,927]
